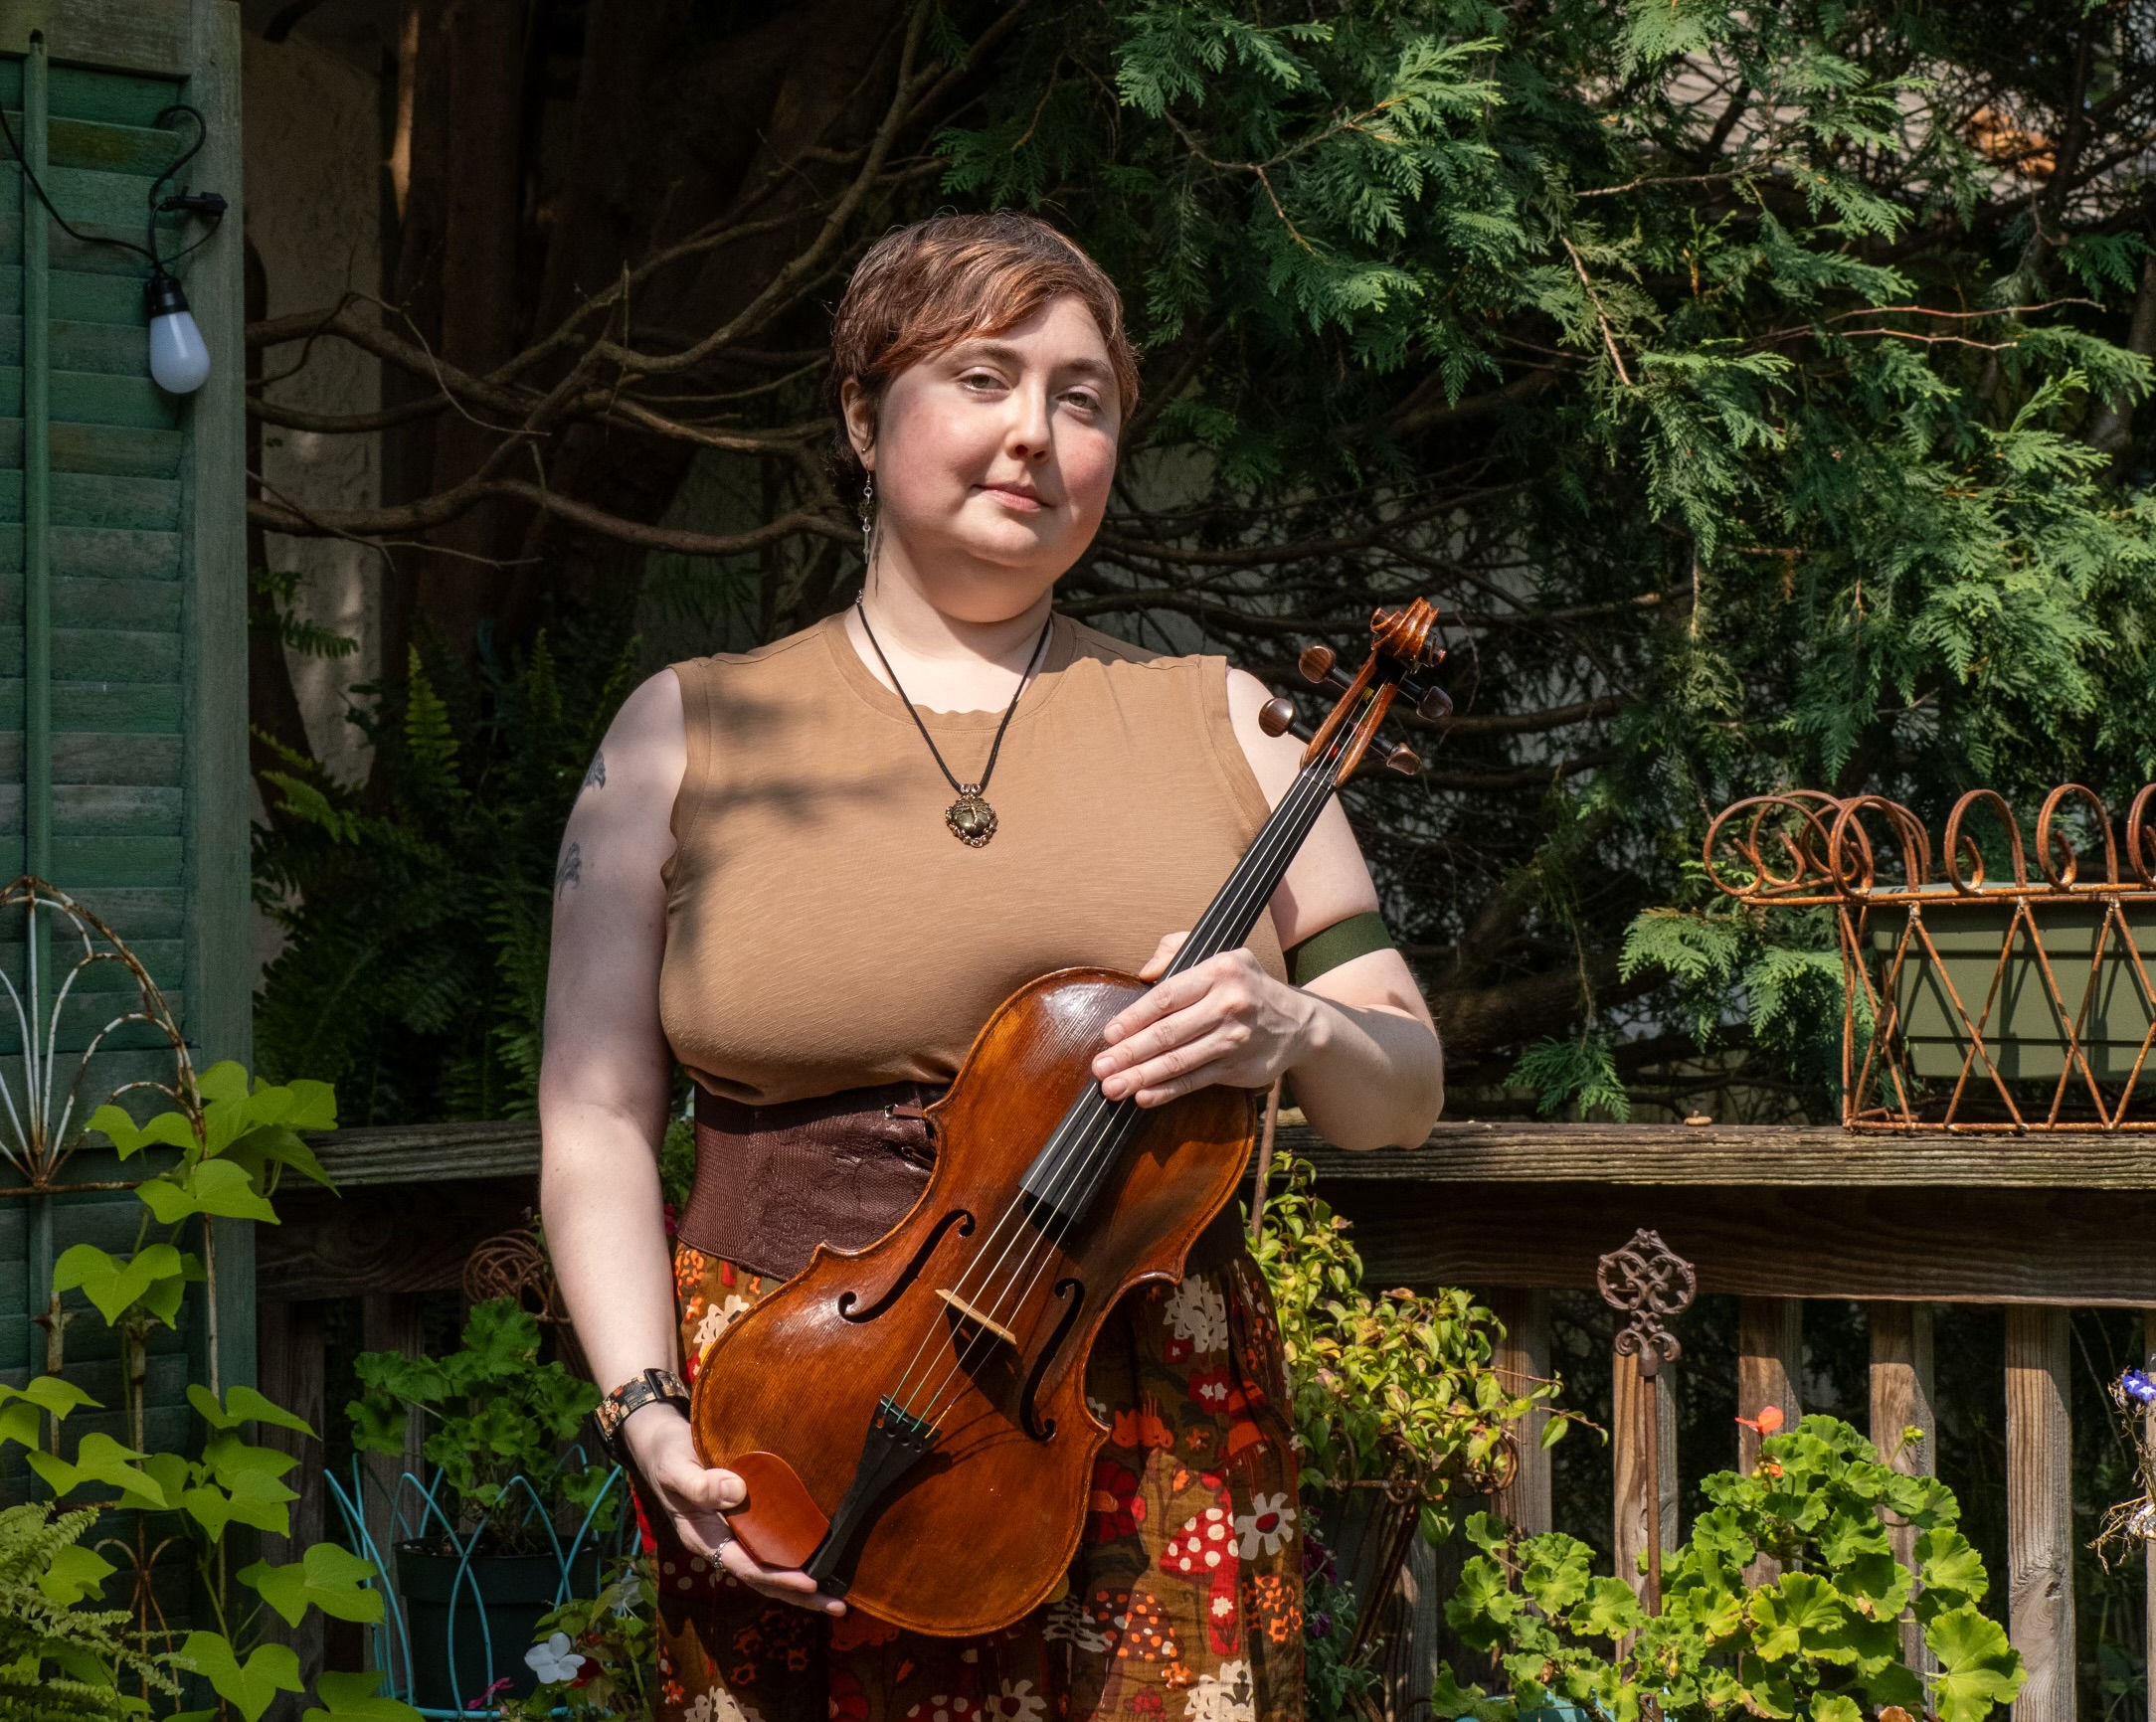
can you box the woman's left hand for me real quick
[1091,932,1318,1106]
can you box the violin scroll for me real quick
[1278,598,1452,782]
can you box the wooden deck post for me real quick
[1738,1296,1802,1585]
[1869,1301,1936,1672]
[2005,1305,2074,1722]
[1491,1289,1552,1534]
[1613,1347,1678,1601]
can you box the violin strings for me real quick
[886,735,1353,1424]
[886,737,1352,1431]
[894,759,1344,1434]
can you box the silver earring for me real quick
[859,473,875,566]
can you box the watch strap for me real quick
[595,1367,689,1461]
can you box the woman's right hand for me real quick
[623,1407,846,1616]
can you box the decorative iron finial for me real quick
[1597,1228,1697,1379]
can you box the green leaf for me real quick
[53,1241,186,1325]
[86,1101,195,1158]
[178,1632,304,1722]
[28,1431,167,1505]
[1749,1571,1849,1660]
[1812,1696,1862,1722]
[180,1465,299,1539]
[1928,1604,2026,1722]
[1571,1575,1645,1640]
[1917,1527,1989,1604]
[241,1543,385,1627]
[190,1382,316,1438]
[138,1157,278,1224]
[38,1539,115,1606]
[301,1669,421,1722]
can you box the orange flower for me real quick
[1734,1406,1785,1436]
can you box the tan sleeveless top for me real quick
[659,610,1286,1106]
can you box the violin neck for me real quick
[1164,759,1339,975]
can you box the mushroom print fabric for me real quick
[647,1249,1306,1722]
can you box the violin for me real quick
[689,600,1451,1635]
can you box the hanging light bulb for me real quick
[144,268,209,394]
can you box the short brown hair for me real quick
[828,213,1140,502]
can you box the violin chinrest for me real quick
[725,1450,830,1572]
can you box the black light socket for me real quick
[145,268,189,318]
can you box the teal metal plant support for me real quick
[327,1458,629,1719]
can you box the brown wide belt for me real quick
[679,1080,1249,1284]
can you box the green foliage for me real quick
[496,1557,657,1721]
[0,1502,176,1718]
[348,1297,615,1555]
[1253,1154,1578,1505]
[253,628,635,1124]
[930,0,2156,1117]
[8,1061,421,1722]
[1437,1416,2023,1722]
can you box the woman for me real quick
[539,213,1443,1722]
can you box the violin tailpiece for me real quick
[803,1395,939,1595]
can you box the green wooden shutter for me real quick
[0,0,251,1474]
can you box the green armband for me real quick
[1284,911,1394,986]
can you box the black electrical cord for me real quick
[0,100,222,274]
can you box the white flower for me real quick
[694,1293,752,1349]
[1234,1491,1298,1559]
[988,1679,1047,1722]
[524,1631,584,1685]
[684,1698,715,1722]
[1164,1276,1229,1354]
[1183,1659,1256,1722]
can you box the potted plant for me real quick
[1254,1153,1578,1670]
[349,1295,622,1712]
[1437,1414,2024,1722]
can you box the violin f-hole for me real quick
[836,1208,975,1323]
[1019,1277,1086,1442]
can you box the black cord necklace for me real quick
[853,602,1054,848]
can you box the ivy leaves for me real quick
[1440,1415,2025,1722]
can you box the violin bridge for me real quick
[936,1287,1017,1347]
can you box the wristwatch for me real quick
[595,1367,690,1463]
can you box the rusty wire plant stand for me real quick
[1706,784,2156,1131]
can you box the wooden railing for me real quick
[261,1118,2153,1722]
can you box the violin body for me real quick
[690,966,1256,1636]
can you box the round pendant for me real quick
[946,790,997,847]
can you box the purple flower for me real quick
[1306,1611,1334,1641]
[2122,1368,2156,1406]
[1303,1531,1338,1585]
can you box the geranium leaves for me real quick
[1928,1605,2026,1722]
[1437,1415,2022,1722]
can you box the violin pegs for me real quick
[1383,741,1422,776]
[1297,644,1337,686]
[1258,696,1313,744]
[1416,685,1453,723]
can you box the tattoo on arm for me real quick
[555,840,583,897]
[581,750,607,792]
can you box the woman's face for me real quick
[846,293,1122,623]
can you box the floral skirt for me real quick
[649,1244,1306,1722]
